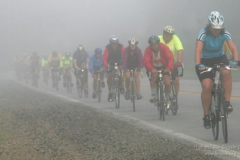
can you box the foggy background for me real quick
[1,0,240,79]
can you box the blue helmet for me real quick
[94,48,102,54]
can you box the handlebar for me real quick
[200,63,235,74]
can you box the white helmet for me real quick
[109,35,119,43]
[208,11,224,29]
[128,37,138,45]
[164,26,175,35]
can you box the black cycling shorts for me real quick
[195,54,229,82]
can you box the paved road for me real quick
[8,71,240,159]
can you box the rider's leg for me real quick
[107,72,112,92]
[134,71,140,94]
[164,75,171,100]
[93,74,97,92]
[201,78,212,116]
[221,69,232,102]
[125,71,130,92]
[150,72,157,96]
[221,69,233,112]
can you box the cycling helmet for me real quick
[109,35,119,43]
[128,37,138,45]
[94,48,102,54]
[65,51,71,57]
[148,35,160,45]
[164,26,175,35]
[208,11,224,29]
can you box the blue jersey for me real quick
[72,50,89,67]
[197,28,232,58]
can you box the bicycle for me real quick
[31,66,39,88]
[95,70,102,102]
[52,67,60,91]
[110,63,121,109]
[64,67,72,93]
[76,63,88,98]
[165,63,184,115]
[201,63,237,143]
[128,68,140,112]
[156,69,167,121]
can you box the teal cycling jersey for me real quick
[197,28,232,58]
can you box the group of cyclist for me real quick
[13,11,240,130]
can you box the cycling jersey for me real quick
[143,43,174,72]
[158,35,183,62]
[48,54,62,67]
[42,58,48,67]
[89,54,104,73]
[122,46,143,70]
[60,56,73,68]
[72,50,89,68]
[103,43,125,67]
[197,28,232,58]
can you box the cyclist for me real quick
[158,26,183,102]
[60,51,73,87]
[103,35,125,102]
[195,11,239,129]
[73,44,90,93]
[48,51,62,87]
[30,52,41,79]
[89,48,105,99]
[42,54,49,82]
[122,37,143,100]
[143,35,174,105]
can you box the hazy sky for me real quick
[1,0,240,69]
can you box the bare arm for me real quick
[73,59,78,69]
[227,39,239,61]
[177,50,183,63]
[195,40,204,65]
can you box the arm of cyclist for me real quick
[103,48,109,68]
[195,40,205,70]
[227,39,239,67]
[162,44,174,73]
[143,47,156,73]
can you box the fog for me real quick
[1,0,240,78]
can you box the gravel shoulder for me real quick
[0,79,220,160]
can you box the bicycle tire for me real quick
[160,82,165,121]
[171,83,178,115]
[97,80,101,102]
[210,92,219,140]
[220,90,228,143]
[114,79,120,109]
[131,81,135,112]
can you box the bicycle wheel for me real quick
[220,90,228,143]
[97,80,101,102]
[158,83,165,121]
[131,81,135,112]
[210,92,219,140]
[171,83,178,115]
[114,79,120,109]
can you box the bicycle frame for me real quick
[201,63,233,143]
[95,70,102,102]
[156,69,166,121]
[76,63,88,98]
[111,63,121,109]
[129,69,137,112]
